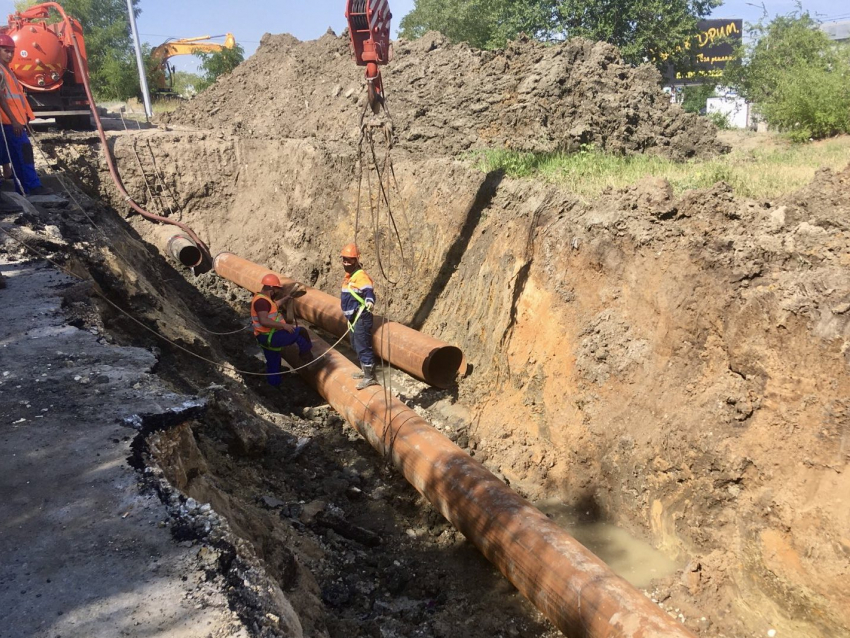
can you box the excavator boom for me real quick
[150,33,236,92]
[150,33,236,61]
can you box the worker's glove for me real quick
[365,301,374,313]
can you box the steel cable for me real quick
[0,224,344,377]
[27,134,249,338]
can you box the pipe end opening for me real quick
[178,245,203,268]
[423,346,465,389]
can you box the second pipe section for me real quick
[214,252,465,388]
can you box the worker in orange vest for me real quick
[0,36,19,212]
[0,34,46,197]
[340,243,379,389]
[251,273,314,386]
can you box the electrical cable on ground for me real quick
[27,133,248,338]
[52,10,211,261]
[0,223,344,376]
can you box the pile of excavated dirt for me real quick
[164,31,719,160]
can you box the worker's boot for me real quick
[352,362,366,379]
[0,192,22,213]
[355,364,379,390]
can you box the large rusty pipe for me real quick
[164,232,203,268]
[284,332,696,638]
[214,252,465,388]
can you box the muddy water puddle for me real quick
[536,499,680,588]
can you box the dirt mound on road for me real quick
[165,31,719,160]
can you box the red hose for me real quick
[44,2,210,262]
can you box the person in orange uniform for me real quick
[0,34,46,196]
[340,243,379,389]
[251,273,314,386]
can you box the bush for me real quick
[706,111,732,129]
[724,11,850,140]
[681,84,718,114]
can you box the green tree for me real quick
[554,0,720,66]
[399,0,720,68]
[399,0,553,50]
[724,11,850,140]
[195,45,245,91]
[170,70,204,97]
[680,83,717,113]
[14,0,142,100]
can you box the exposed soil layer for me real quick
[164,32,720,160]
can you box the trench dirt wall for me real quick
[44,128,850,638]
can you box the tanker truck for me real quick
[2,3,91,130]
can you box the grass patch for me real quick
[469,134,850,200]
[151,97,184,114]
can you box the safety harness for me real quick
[345,269,369,333]
[252,293,284,352]
[258,328,282,352]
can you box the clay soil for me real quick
[6,29,850,638]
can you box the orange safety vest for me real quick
[0,66,34,126]
[250,293,281,336]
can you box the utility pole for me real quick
[125,0,152,119]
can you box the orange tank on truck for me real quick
[2,3,91,130]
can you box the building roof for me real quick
[821,20,850,41]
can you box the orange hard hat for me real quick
[261,273,282,287]
[0,35,14,49]
[340,243,360,258]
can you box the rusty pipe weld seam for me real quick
[63,19,210,262]
[283,331,697,638]
[213,252,465,388]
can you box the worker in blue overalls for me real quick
[251,273,314,386]
[0,35,46,197]
[340,243,379,390]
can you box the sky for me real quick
[4,0,848,73]
[133,0,416,74]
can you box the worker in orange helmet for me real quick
[251,273,314,386]
[340,243,379,389]
[0,34,47,198]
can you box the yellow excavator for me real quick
[150,33,236,95]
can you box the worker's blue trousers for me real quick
[351,312,374,367]
[257,327,312,387]
[2,125,42,194]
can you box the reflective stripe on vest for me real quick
[250,293,280,336]
[0,66,34,126]
[345,270,368,331]
[347,270,367,306]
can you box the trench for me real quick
[25,157,682,637]
[35,127,850,638]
